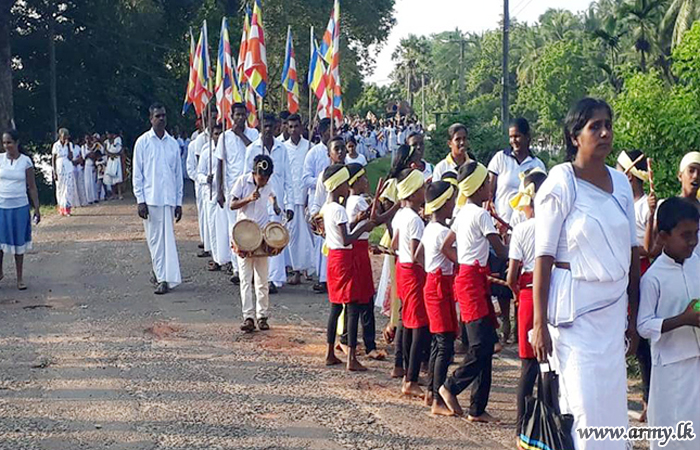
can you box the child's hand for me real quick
[682,300,700,327]
[247,189,260,203]
[648,192,658,214]
[383,324,396,344]
[355,209,370,223]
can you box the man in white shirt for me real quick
[216,103,259,283]
[302,118,332,205]
[132,103,183,295]
[284,113,315,284]
[185,132,205,251]
[244,113,292,292]
[277,110,291,142]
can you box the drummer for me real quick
[230,154,276,333]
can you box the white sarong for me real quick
[207,199,231,266]
[84,162,97,204]
[55,157,75,208]
[314,235,327,283]
[268,213,287,287]
[284,204,315,272]
[74,167,86,207]
[143,205,181,288]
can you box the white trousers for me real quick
[314,235,327,283]
[224,194,241,274]
[199,187,211,252]
[285,204,315,272]
[84,163,97,204]
[206,199,231,265]
[268,214,287,287]
[144,205,181,288]
[238,256,269,320]
[74,168,86,207]
[194,183,205,244]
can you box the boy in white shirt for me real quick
[438,161,507,423]
[638,196,700,450]
[230,155,276,333]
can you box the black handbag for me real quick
[518,363,576,450]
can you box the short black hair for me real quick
[263,113,278,124]
[287,113,301,123]
[397,168,416,183]
[448,123,468,140]
[328,135,345,148]
[318,118,332,134]
[346,163,364,185]
[508,117,530,136]
[346,135,357,145]
[523,170,547,193]
[388,144,412,179]
[149,102,165,116]
[323,163,346,182]
[253,154,274,177]
[457,161,479,183]
[564,98,612,162]
[426,181,452,203]
[212,123,223,132]
[407,131,423,143]
[3,128,20,143]
[232,102,247,113]
[279,111,291,121]
[658,197,700,234]
[441,170,458,182]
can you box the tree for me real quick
[390,34,432,107]
[621,0,663,72]
[661,0,700,48]
[0,0,13,131]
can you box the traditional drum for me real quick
[262,222,289,256]
[232,219,263,256]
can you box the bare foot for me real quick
[288,272,301,285]
[391,366,405,379]
[347,359,367,372]
[424,390,433,407]
[494,342,503,354]
[325,355,343,366]
[402,381,424,398]
[367,349,387,361]
[639,402,647,423]
[431,397,456,416]
[467,411,499,423]
[438,385,463,416]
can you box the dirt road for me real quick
[0,193,644,449]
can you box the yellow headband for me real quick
[425,186,454,215]
[457,163,488,207]
[323,167,350,192]
[348,167,366,186]
[509,182,536,211]
[680,152,700,173]
[443,177,458,187]
[397,169,424,200]
[617,151,648,182]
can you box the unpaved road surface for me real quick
[0,190,645,449]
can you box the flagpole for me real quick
[208,101,213,200]
[308,26,314,140]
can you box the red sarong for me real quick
[424,270,458,334]
[454,263,497,327]
[396,262,428,329]
[517,272,535,359]
[327,248,354,304]
[351,240,374,304]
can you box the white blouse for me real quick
[0,153,33,208]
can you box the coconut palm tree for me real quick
[661,0,700,48]
[621,0,664,72]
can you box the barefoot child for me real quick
[505,169,547,428]
[341,163,386,360]
[322,163,376,371]
[418,181,458,415]
[230,155,275,333]
[438,161,507,422]
[392,168,428,397]
[637,197,700,450]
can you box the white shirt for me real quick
[0,153,33,208]
[230,173,274,228]
[391,207,425,264]
[487,149,546,223]
[432,157,459,182]
[309,173,328,216]
[346,194,370,240]
[216,127,259,195]
[245,138,292,211]
[421,160,434,181]
[638,252,700,367]
[345,153,367,166]
[451,202,497,267]
[186,139,199,181]
[302,142,330,200]
[322,201,351,250]
[421,221,453,275]
[195,143,219,200]
[634,194,650,246]
[132,129,184,207]
[52,141,74,175]
[509,218,536,272]
[284,137,311,205]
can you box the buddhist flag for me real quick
[320,0,342,124]
[281,26,299,114]
[245,84,259,128]
[244,0,268,98]
[318,0,339,64]
[182,27,196,115]
[237,6,251,87]
[215,17,241,128]
[307,30,328,101]
[192,21,213,117]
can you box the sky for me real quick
[366,0,595,85]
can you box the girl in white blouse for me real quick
[0,130,41,290]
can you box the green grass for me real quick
[369,224,386,246]
[365,157,391,192]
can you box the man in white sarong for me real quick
[302,118,332,292]
[216,102,259,284]
[51,128,77,216]
[72,140,87,207]
[104,133,125,200]
[244,113,292,293]
[186,131,205,251]
[284,113,315,284]
[191,123,217,258]
[197,124,230,271]
[133,103,183,295]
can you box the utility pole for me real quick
[501,0,510,136]
[405,68,411,107]
[459,39,465,107]
[421,73,426,126]
[49,9,58,139]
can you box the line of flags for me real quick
[182,0,342,128]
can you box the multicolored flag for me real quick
[192,21,213,117]
[182,27,196,115]
[281,26,299,114]
[318,0,339,64]
[244,0,268,98]
[215,17,241,128]
[237,6,251,87]
[319,0,342,124]
[245,83,259,128]
[307,30,328,101]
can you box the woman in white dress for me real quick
[72,137,87,207]
[51,128,77,216]
[81,135,98,204]
[104,133,124,200]
[531,98,640,450]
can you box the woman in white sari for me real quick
[51,128,77,216]
[81,135,98,204]
[531,98,640,450]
